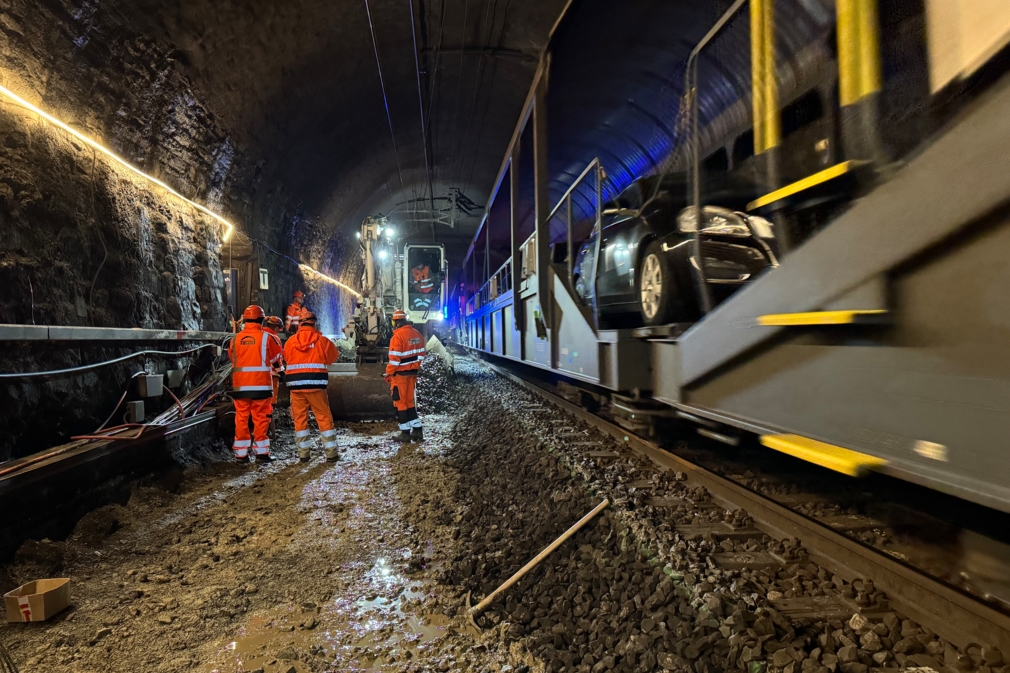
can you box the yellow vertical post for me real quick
[837,0,882,106]
[856,0,883,99]
[751,0,781,155]
[836,0,885,163]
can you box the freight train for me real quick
[457,0,1010,514]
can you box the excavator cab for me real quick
[404,245,446,324]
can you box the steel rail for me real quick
[484,360,1010,654]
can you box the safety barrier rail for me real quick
[0,324,231,342]
[466,257,514,317]
[464,158,603,316]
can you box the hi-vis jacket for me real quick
[386,324,425,376]
[285,303,303,332]
[283,324,338,390]
[229,324,284,399]
[412,265,434,293]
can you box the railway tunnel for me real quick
[3,0,1010,671]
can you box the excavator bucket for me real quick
[326,362,395,420]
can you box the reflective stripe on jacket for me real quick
[263,327,286,377]
[228,324,284,399]
[412,266,434,293]
[283,324,338,390]
[285,303,302,331]
[386,324,425,376]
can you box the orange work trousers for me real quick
[234,398,272,458]
[290,389,337,453]
[390,374,421,431]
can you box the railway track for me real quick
[481,358,1010,657]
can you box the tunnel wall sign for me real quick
[259,268,270,290]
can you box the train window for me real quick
[732,129,755,166]
[701,147,729,173]
[781,89,825,139]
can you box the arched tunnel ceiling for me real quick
[545,0,834,216]
[113,0,570,249]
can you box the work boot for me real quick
[393,430,412,443]
[411,427,424,442]
[298,448,312,462]
[255,453,273,464]
[325,448,340,462]
[234,454,249,464]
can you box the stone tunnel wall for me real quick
[0,0,336,459]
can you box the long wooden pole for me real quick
[470,499,610,615]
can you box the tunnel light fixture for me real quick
[0,82,236,242]
[378,250,389,261]
[298,264,363,299]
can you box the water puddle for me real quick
[200,421,463,673]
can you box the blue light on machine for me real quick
[442,305,448,320]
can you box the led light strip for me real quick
[0,82,235,242]
[299,265,363,299]
[0,81,360,299]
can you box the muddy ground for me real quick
[0,355,991,673]
[0,359,504,673]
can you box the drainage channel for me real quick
[484,361,1010,656]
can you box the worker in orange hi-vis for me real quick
[284,307,340,462]
[228,305,284,463]
[284,290,306,334]
[411,263,435,294]
[262,316,286,436]
[384,309,425,443]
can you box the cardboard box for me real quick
[4,579,70,623]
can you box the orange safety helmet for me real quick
[391,309,407,322]
[293,290,305,299]
[264,315,284,331]
[242,305,265,321]
[299,307,317,325]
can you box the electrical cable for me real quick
[364,0,410,225]
[448,0,470,210]
[0,344,217,379]
[95,389,129,432]
[163,384,186,420]
[410,0,436,215]
[423,0,447,194]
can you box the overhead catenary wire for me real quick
[410,0,436,216]
[364,0,412,227]
[423,0,448,197]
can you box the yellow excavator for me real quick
[327,216,449,420]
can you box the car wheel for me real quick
[638,241,676,326]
